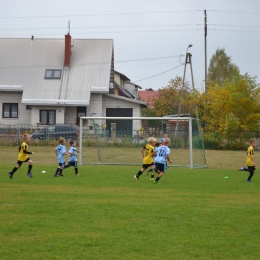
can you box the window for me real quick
[40,110,56,125]
[45,69,62,79]
[3,103,18,118]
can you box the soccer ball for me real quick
[41,171,46,173]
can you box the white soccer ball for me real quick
[41,171,46,173]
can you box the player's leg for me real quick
[54,163,63,177]
[247,166,255,182]
[154,163,165,183]
[58,162,65,176]
[150,164,155,180]
[27,158,33,178]
[64,162,71,169]
[134,164,149,180]
[9,161,22,179]
[74,162,79,175]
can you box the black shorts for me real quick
[68,161,78,168]
[142,163,154,169]
[58,162,65,168]
[248,166,256,172]
[155,162,166,172]
[17,157,30,166]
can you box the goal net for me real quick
[79,117,206,169]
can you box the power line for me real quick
[0,24,199,31]
[209,10,260,15]
[116,61,180,69]
[0,10,199,19]
[132,64,183,83]
[0,29,201,37]
[1,23,260,32]
[208,29,260,33]
[0,9,259,20]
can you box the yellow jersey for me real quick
[143,144,154,164]
[18,141,32,161]
[246,146,254,167]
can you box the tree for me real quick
[200,74,260,147]
[153,76,195,117]
[207,48,240,87]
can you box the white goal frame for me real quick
[79,116,205,169]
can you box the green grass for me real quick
[1,147,260,259]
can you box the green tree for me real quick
[207,48,240,87]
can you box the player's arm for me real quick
[141,147,145,157]
[22,144,34,154]
[249,154,256,166]
[166,155,172,163]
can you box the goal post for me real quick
[79,117,206,169]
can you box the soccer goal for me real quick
[79,117,206,169]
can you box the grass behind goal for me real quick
[80,117,206,168]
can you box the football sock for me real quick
[136,170,143,177]
[155,177,160,182]
[247,172,254,181]
[12,167,18,173]
[55,168,60,175]
[28,165,32,173]
[75,168,78,174]
[151,174,154,178]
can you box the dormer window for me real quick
[45,69,62,79]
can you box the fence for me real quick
[0,124,260,150]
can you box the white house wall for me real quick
[65,106,78,125]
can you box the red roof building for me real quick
[138,89,159,109]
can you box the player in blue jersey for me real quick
[54,137,68,177]
[154,138,172,184]
[64,140,80,175]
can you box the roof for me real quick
[114,82,133,99]
[0,37,113,106]
[104,93,147,107]
[138,90,159,108]
[114,70,130,82]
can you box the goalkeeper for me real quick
[134,137,156,181]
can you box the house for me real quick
[0,34,147,130]
[112,70,141,99]
[138,88,159,109]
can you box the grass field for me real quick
[1,147,260,260]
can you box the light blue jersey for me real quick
[55,144,67,163]
[154,146,170,164]
[69,147,78,162]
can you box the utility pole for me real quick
[204,10,207,93]
[175,45,194,134]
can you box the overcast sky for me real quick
[1,0,260,91]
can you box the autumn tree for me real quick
[152,76,196,117]
[207,48,240,87]
[200,74,260,147]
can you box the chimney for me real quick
[31,35,34,40]
[64,34,71,66]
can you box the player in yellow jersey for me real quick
[239,138,257,182]
[134,137,156,181]
[9,134,35,179]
